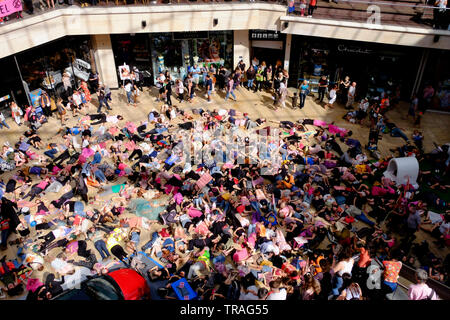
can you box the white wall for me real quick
[91,35,119,89]
[234,30,250,69]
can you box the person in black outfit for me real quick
[97,86,112,113]
[0,197,20,233]
[317,75,328,103]
[164,79,173,106]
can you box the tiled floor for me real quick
[0,85,449,299]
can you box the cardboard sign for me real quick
[0,0,22,18]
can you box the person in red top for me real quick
[308,0,317,17]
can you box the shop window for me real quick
[16,36,97,107]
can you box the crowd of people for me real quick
[0,55,448,301]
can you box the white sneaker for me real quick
[307,15,313,18]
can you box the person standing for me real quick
[345,82,356,110]
[80,80,92,105]
[407,94,418,122]
[225,76,237,101]
[0,112,10,130]
[299,80,309,109]
[299,0,307,16]
[187,79,195,104]
[273,72,284,105]
[164,79,173,107]
[381,257,402,296]
[10,102,23,127]
[104,83,112,103]
[276,82,288,110]
[88,71,100,93]
[317,75,328,103]
[246,65,256,91]
[40,91,52,117]
[433,0,448,29]
[97,85,112,113]
[205,74,213,103]
[123,80,134,106]
[308,0,317,17]
[254,66,264,93]
[56,98,68,125]
[217,66,227,91]
[339,76,351,103]
[405,204,421,243]
[422,84,434,110]
[238,60,246,87]
[191,64,201,87]
[175,79,185,103]
[408,269,439,300]
[325,84,337,109]
[233,67,242,89]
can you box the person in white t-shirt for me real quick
[266,279,287,300]
[123,81,136,106]
[345,82,356,109]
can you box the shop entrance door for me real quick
[251,46,284,71]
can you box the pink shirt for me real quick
[408,283,437,300]
[37,181,49,189]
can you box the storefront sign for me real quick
[0,0,22,18]
[337,44,372,55]
[250,30,281,41]
[172,31,209,40]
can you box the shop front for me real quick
[288,35,423,100]
[0,36,97,114]
[111,31,233,86]
[0,56,28,113]
[249,30,286,71]
[14,36,98,107]
[420,49,450,111]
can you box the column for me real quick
[233,30,250,69]
[283,33,292,72]
[91,35,119,89]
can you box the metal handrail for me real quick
[374,257,450,300]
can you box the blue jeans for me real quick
[332,275,344,296]
[1,229,9,245]
[141,231,159,251]
[91,152,102,165]
[74,201,85,216]
[44,149,58,159]
[355,212,375,227]
[225,91,236,101]
[247,79,254,89]
[390,127,409,142]
[383,280,398,293]
[126,91,133,104]
[94,240,110,260]
[97,98,111,112]
[94,170,107,183]
[299,93,306,109]
[212,255,226,264]
[0,120,10,129]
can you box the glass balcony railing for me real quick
[0,0,448,31]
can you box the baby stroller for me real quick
[366,127,382,160]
